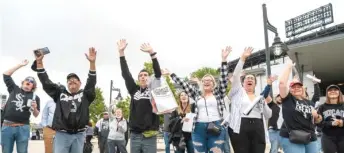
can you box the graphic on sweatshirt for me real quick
[295,101,312,119]
[11,93,25,112]
[322,109,344,119]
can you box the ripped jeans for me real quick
[192,121,226,153]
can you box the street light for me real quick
[262,3,288,97]
[109,80,122,106]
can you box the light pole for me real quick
[262,3,288,97]
[109,80,122,107]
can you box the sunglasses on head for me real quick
[25,79,35,84]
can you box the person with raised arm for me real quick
[1,60,40,153]
[227,47,275,153]
[278,61,321,153]
[163,46,231,153]
[117,39,161,153]
[33,48,97,153]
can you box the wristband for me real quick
[150,52,157,57]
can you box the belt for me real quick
[3,123,25,127]
[60,128,86,134]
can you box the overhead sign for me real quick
[285,3,334,38]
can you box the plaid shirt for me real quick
[170,62,229,131]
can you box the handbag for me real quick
[284,122,311,144]
[203,97,222,136]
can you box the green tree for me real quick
[191,67,220,79]
[89,87,107,123]
[115,96,131,120]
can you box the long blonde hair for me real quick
[177,91,191,115]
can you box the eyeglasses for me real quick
[244,76,255,80]
[202,79,213,83]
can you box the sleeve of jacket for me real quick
[120,56,138,95]
[260,85,272,98]
[36,68,61,102]
[3,74,19,93]
[152,58,162,79]
[311,83,320,103]
[84,70,97,104]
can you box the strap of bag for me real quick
[203,97,209,116]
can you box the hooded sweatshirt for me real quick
[317,85,344,136]
[108,117,127,140]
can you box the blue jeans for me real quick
[280,137,318,153]
[53,131,85,153]
[175,139,194,153]
[1,125,30,153]
[224,127,231,153]
[164,132,170,153]
[269,129,281,153]
[316,136,322,153]
[192,121,226,153]
[130,133,157,153]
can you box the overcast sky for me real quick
[1,0,343,123]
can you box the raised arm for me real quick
[218,46,231,98]
[162,69,198,101]
[3,60,29,92]
[140,43,162,78]
[118,39,137,95]
[228,47,253,97]
[279,61,293,99]
[35,51,61,102]
[311,82,320,103]
[83,47,97,104]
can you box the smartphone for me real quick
[34,47,50,57]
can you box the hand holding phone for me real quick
[34,47,50,57]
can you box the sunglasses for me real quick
[25,79,35,84]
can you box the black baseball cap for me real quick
[67,73,80,81]
[327,84,340,91]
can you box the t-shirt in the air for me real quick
[280,93,316,141]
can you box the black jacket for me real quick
[120,56,161,133]
[268,102,280,130]
[37,68,96,132]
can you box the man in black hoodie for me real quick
[117,39,161,153]
[2,60,40,153]
[33,48,97,153]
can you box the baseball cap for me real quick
[67,73,80,81]
[326,84,340,91]
[290,81,303,87]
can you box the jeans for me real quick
[108,139,127,153]
[43,127,56,153]
[192,121,226,153]
[175,139,194,153]
[53,131,85,153]
[98,136,108,153]
[316,136,322,153]
[130,133,157,153]
[280,137,318,153]
[1,125,30,153]
[164,132,170,153]
[269,129,281,153]
[223,128,231,153]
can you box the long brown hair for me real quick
[325,85,344,104]
[177,91,191,115]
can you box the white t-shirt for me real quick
[197,96,221,122]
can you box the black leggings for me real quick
[228,118,266,153]
[322,134,344,153]
[86,135,93,143]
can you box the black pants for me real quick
[322,134,344,153]
[228,118,266,153]
[86,135,92,143]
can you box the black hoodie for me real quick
[120,56,161,133]
[36,68,96,133]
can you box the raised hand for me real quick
[140,43,154,54]
[117,39,128,52]
[241,47,254,61]
[19,60,29,67]
[222,46,232,61]
[161,68,171,76]
[267,75,278,85]
[35,50,44,61]
[85,47,97,63]
[190,76,200,84]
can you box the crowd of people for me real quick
[0,39,343,153]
